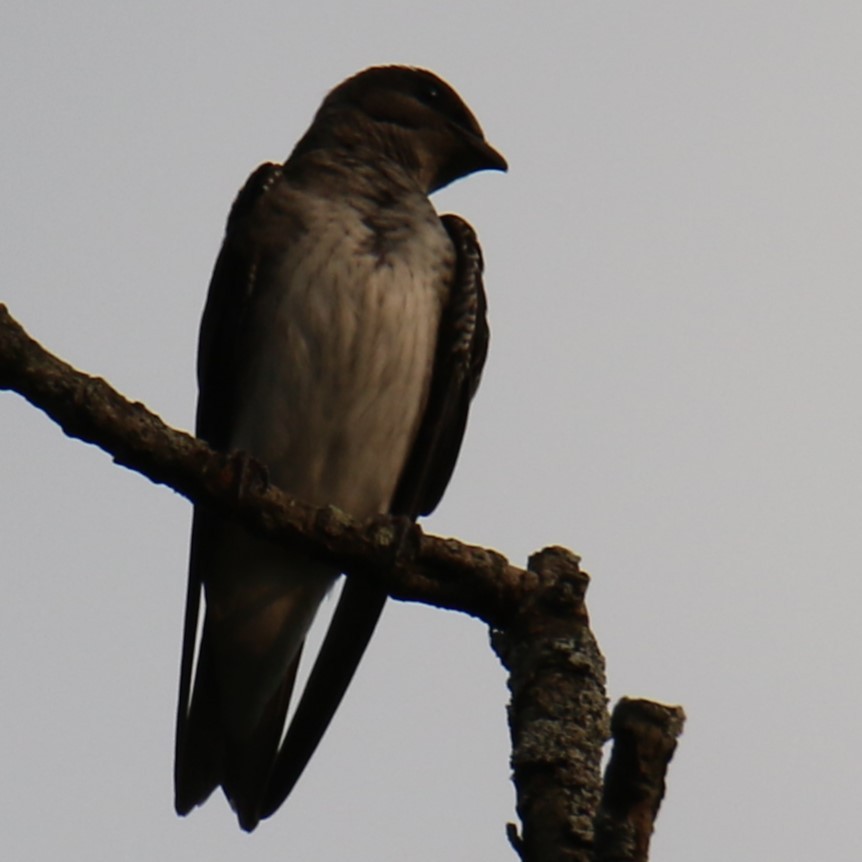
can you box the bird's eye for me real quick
[418,84,441,104]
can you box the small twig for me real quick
[594,698,686,862]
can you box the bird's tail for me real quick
[174,515,334,831]
[175,626,303,830]
[259,576,387,819]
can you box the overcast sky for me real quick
[2,3,860,860]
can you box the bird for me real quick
[174,65,506,832]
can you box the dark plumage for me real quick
[174,65,505,831]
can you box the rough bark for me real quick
[0,303,684,860]
[0,303,528,626]
[594,699,686,862]
[492,548,609,862]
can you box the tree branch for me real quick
[0,302,530,626]
[0,303,685,860]
[493,547,609,862]
[594,699,686,862]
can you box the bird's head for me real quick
[293,66,507,193]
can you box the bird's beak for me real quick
[473,137,508,173]
[430,127,508,192]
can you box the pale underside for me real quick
[202,188,453,736]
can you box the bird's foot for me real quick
[365,513,420,569]
[227,449,270,502]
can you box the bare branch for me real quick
[0,303,685,859]
[594,698,686,862]
[0,303,533,626]
[492,548,609,862]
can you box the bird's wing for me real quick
[391,214,490,517]
[174,163,298,817]
[194,162,285,446]
[260,212,489,819]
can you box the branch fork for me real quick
[0,303,684,861]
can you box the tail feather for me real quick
[174,634,223,815]
[260,578,387,819]
[175,633,303,831]
[224,646,302,831]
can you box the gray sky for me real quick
[2,3,860,860]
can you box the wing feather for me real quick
[259,213,489,819]
[175,163,288,817]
